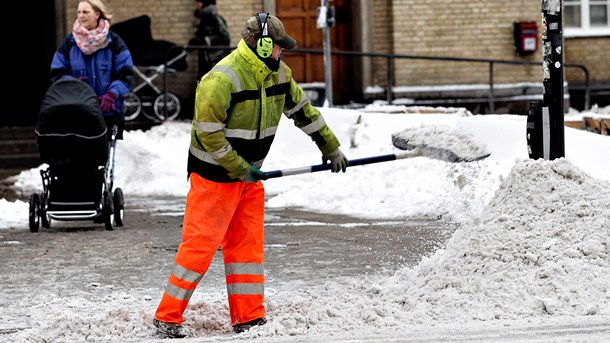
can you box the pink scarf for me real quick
[72,18,110,55]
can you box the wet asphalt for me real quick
[0,193,457,295]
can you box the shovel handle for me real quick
[263,149,422,179]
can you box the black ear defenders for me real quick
[256,12,273,58]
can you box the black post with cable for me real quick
[527,0,565,160]
[542,0,565,159]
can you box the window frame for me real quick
[564,0,610,37]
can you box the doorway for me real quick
[276,0,354,104]
[4,1,56,126]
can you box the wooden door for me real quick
[276,0,352,104]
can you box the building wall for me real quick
[62,0,261,108]
[62,0,256,47]
[387,0,541,87]
[371,0,393,87]
[564,36,610,84]
[56,0,608,109]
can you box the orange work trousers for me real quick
[155,173,265,326]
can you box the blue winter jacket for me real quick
[50,31,134,116]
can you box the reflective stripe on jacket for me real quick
[188,39,341,183]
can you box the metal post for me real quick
[488,62,495,113]
[387,56,393,105]
[541,0,565,159]
[319,0,333,107]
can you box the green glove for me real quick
[239,165,268,183]
[322,148,349,173]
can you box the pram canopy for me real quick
[36,78,109,167]
[112,15,187,71]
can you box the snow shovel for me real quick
[263,125,490,179]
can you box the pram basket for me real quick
[29,78,125,232]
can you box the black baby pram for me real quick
[28,78,125,232]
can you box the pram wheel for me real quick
[113,188,125,227]
[123,92,142,121]
[40,193,51,229]
[29,193,40,233]
[103,191,115,231]
[153,92,181,121]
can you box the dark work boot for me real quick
[153,319,189,338]
[233,317,267,333]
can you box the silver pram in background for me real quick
[112,15,188,122]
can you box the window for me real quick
[565,0,610,36]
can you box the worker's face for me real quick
[271,44,283,61]
[77,1,100,30]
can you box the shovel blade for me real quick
[391,126,491,162]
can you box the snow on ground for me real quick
[1,104,609,342]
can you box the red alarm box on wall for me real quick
[514,21,538,55]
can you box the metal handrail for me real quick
[288,47,591,111]
[164,45,591,114]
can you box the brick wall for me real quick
[62,0,260,112]
[64,0,257,46]
[565,36,610,84]
[386,0,542,87]
[371,0,393,86]
[58,1,607,108]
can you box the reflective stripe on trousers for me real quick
[155,173,265,325]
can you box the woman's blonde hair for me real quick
[81,0,113,22]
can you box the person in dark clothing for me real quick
[49,0,134,139]
[189,0,231,80]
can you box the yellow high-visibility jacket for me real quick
[188,39,341,182]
